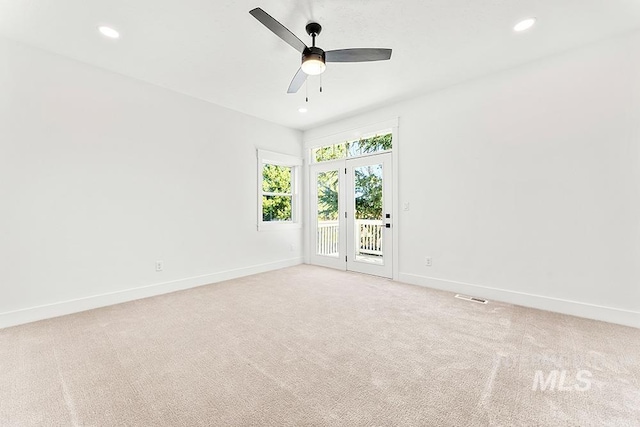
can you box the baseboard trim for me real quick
[0,257,304,329]
[399,273,640,329]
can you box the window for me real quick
[257,150,302,230]
[262,164,293,222]
[312,131,392,163]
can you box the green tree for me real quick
[315,143,347,162]
[354,165,383,220]
[315,133,391,219]
[317,170,339,220]
[348,133,392,157]
[262,164,292,221]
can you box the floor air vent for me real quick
[454,294,488,304]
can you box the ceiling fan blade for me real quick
[287,68,308,94]
[249,8,307,53]
[325,48,392,63]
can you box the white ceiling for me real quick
[2,0,640,130]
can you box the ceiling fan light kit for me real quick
[249,7,392,93]
[301,47,326,75]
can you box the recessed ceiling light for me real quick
[98,26,120,39]
[298,107,308,113]
[514,18,536,32]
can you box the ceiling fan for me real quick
[249,7,392,94]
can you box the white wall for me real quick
[304,31,640,328]
[0,37,303,328]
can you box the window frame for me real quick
[257,149,302,231]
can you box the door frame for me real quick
[303,118,399,280]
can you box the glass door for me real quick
[346,153,393,278]
[309,152,393,278]
[309,161,346,270]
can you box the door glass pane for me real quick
[354,164,384,265]
[316,170,339,257]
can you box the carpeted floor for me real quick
[1,265,639,426]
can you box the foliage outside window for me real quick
[316,165,383,223]
[354,164,383,220]
[313,132,392,163]
[257,150,301,230]
[262,164,293,222]
[317,170,339,221]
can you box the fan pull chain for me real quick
[320,74,323,93]
[305,79,309,103]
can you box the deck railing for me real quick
[317,219,383,256]
[356,219,383,256]
[317,221,340,256]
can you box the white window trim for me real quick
[257,149,302,231]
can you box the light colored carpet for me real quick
[1,265,639,426]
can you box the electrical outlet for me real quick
[290,244,295,252]
[155,261,163,272]
[425,257,432,267]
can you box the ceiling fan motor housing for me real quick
[303,46,326,65]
